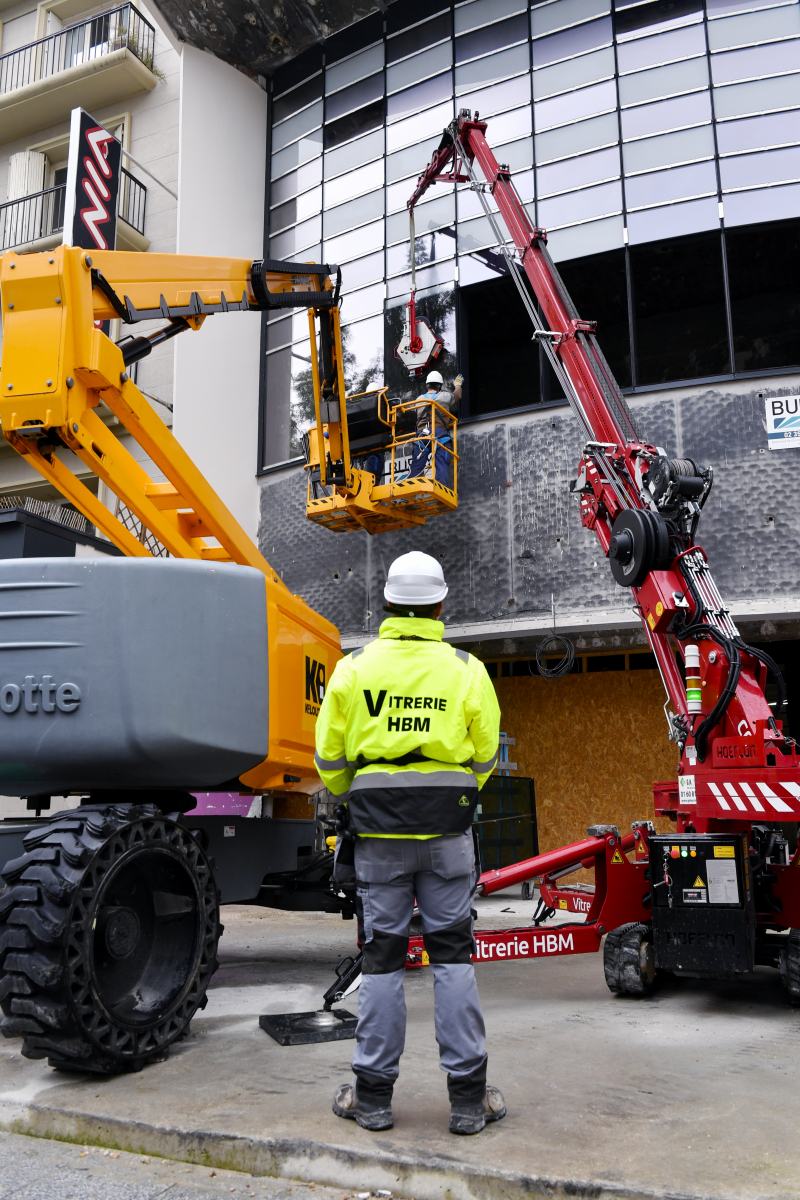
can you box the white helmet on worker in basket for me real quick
[426,370,444,389]
[384,551,448,606]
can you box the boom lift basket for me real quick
[304,387,458,534]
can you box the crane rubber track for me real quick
[0,804,220,1074]
[603,922,656,996]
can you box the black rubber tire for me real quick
[521,881,535,901]
[781,929,800,1005]
[603,922,656,996]
[0,804,220,1074]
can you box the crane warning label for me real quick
[765,396,800,450]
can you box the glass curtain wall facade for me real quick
[261,0,800,469]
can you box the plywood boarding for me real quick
[494,670,676,861]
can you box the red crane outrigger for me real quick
[401,110,800,997]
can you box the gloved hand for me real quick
[454,373,464,387]
[333,803,351,835]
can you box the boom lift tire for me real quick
[603,923,656,996]
[780,929,800,1005]
[0,804,220,1074]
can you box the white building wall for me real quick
[173,44,266,542]
[0,0,181,499]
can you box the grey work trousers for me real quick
[352,832,486,1087]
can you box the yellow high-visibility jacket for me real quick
[314,616,501,837]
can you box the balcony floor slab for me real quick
[0,47,158,145]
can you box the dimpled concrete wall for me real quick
[259,380,800,645]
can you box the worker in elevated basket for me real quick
[407,370,462,488]
[314,551,504,1136]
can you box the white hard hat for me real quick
[384,551,448,606]
[426,370,443,388]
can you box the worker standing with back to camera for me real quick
[314,551,505,1136]
[408,371,462,488]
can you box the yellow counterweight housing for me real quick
[0,244,340,792]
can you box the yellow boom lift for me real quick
[0,247,350,789]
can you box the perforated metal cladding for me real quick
[259,383,800,643]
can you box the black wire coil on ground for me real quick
[535,633,576,680]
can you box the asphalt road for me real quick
[0,1132,350,1200]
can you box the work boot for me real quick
[449,1085,507,1135]
[332,1081,393,1131]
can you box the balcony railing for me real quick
[0,3,156,96]
[0,166,147,251]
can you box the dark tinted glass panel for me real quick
[455,12,528,63]
[614,0,702,38]
[272,46,322,97]
[388,10,452,61]
[630,231,730,384]
[460,275,542,413]
[273,74,322,125]
[384,287,457,399]
[726,218,800,372]
[325,12,382,65]
[557,249,631,387]
[587,654,626,671]
[326,73,384,123]
[325,99,384,150]
[630,652,657,669]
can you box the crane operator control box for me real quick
[649,834,755,975]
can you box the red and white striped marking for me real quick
[706,780,796,813]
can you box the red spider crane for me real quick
[402,110,800,997]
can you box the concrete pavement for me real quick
[1,894,799,1200]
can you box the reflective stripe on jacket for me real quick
[314,616,501,836]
